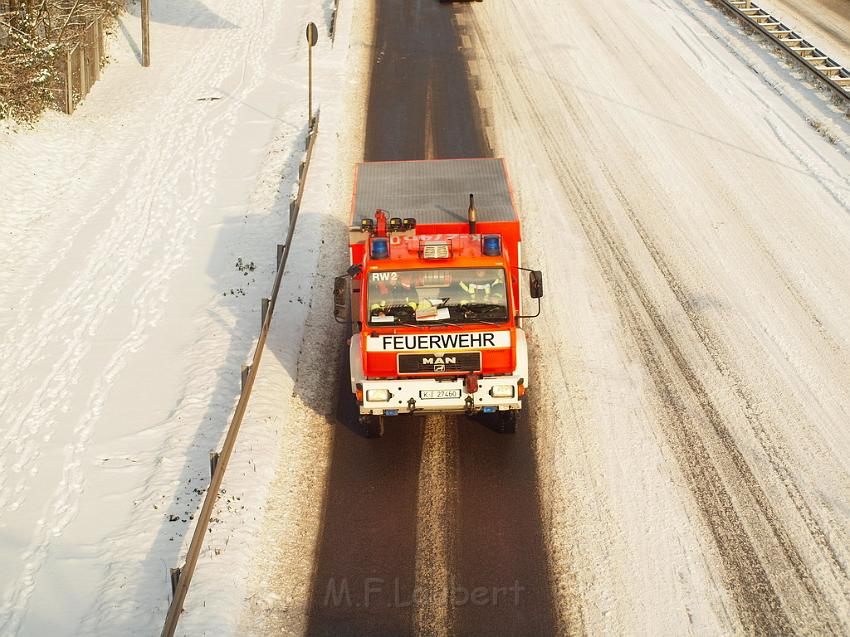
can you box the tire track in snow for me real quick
[590,110,850,610]
[467,1,846,633]
[591,171,846,634]
[552,62,839,637]
[567,0,850,606]
[589,0,850,402]
[603,164,850,597]
[533,117,796,634]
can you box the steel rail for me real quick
[717,0,850,104]
[160,116,320,637]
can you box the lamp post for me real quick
[141,0,150,66]
[306,22,318,128]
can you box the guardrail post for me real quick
[289,200,297,228]
[170,567,182,596]
[276,244,284,271]
[330,0,340,41]
[261,298,270,327]
[209,451,220,478]
[78,46,86,98]
[241,365,250,392]
[65,50,74,114]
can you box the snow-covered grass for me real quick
[177,0,371,633]
[0,0,349,633]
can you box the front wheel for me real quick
[359,414,385,438]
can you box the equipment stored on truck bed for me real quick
[334,158,543,438]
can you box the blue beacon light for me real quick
[482,235,502,256]
[371,237,390,259]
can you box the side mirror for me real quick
[333,276,348,322]
[529,270,543,299]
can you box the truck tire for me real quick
[359,414,385,438]
[492,410,518,434]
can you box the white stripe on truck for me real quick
[365,331,511,352]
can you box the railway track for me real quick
[721,0,850,103]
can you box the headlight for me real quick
[366,389,392,402]
[490,384,514,398]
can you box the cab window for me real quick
[366,268,508,326]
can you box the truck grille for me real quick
[398,352,481,374]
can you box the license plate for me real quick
[419,389,461,400]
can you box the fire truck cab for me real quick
[334,158,543,438]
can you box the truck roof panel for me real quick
[352,158,517,225]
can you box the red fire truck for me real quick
[334,158,543,438]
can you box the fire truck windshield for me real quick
[366,268,509,326]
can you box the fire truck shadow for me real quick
[305,336,557,635]
[451,402,559,635]
[304,332,426,636]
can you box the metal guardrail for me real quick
[718,0,850,104]
[160,115,320,637]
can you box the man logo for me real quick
[422,355,456,372]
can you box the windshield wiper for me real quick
[459,303,508,325]
[462,302,504,312]
[464,318,504,326]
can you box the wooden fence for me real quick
[56,16,105,114]
[0,0,14,47]
[0,1,106,115]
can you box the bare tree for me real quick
[0,0,120,122]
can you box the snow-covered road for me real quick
[465,0,850,632]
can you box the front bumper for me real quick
[359,376,523,415]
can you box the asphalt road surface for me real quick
[305,1,558,635]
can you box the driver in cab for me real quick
[370,271,417,319]
[458,269,504,305]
